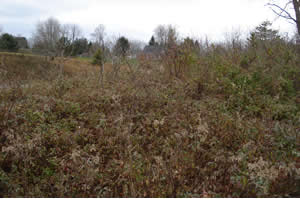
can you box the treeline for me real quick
[30,18,147,58]
[0,17,299,60]
[0,18,143,58]
[0,33,28,52]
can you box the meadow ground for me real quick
[0,51,299,197]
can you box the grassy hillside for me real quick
[0,46,299,197]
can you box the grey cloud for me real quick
[0,4,42,18]
[0,0,88,19]
[0,0,295,41]
[0,23,34,38]
[0,0,89,37]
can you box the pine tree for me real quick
[253,21,280,41]
[149,36,156,46]
[0,33,19,51]
[247,21,282,49]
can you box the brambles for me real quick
[0,30,300,197]
[163,44,198,79]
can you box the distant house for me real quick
[143,45,163,58]
[15,37,29,49]
[128,54,137,59]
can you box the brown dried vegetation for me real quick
[0,41,299,197]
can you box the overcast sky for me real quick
[0,0,297,42]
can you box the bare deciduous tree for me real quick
[32,17,62,55]
[70,24,82,43]
[154,25,168,47]
[60,24,70,39]
[63,24,82,43]
[267,0,300,37]
[91,24,106,49]
[154,24,179,49]
[91,25,107,86]
[57,24,71,56]
[224,27,244,50]
[128,40,145,57]
[63,24,82,55]
[0,25,3,35]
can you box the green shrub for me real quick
[92,49,104,65]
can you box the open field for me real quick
[0,50,299,197]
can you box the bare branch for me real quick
[267,2,297,23]
[270,1,293,15]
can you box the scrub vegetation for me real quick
[0,18,300,197]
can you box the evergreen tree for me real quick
[114,36,130,58]
[71,38,89,56]
[149,36,156,46]
[247,20,282,49]
[0,33,19,51]
[252,21,280,41]
[92,48,104,65]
